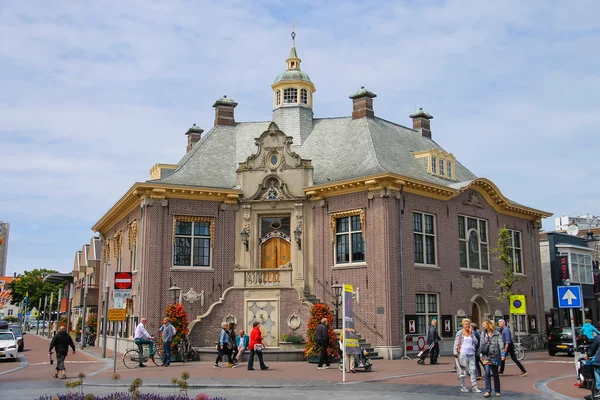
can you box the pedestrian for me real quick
[453,318,481,393]
[48,325,76,379]
[134,318,154,367]
[427,319,442,365]
[339,332,356,373]
[471,322,483,379]
[247,321,269,371]
[480,320,505,397]
[583,319,600,341]
[159,317,176,367]
[233,328,249,367]
[585,332,600,398]
[498,319,527,376]
[316,317,331,370]
[214,322,233,368]
[228,322,237,363]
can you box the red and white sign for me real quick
[530,318,536,330]
[115,272,132,289]
[406,335,427,352]
[408,320,416,333]
[444,320,451,332]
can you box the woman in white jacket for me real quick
[453,318,481,393]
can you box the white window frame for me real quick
[173,220,212,268]
[300,88,308,104]
[431,156,437,174]
[557,246,594,284]
[458,215,490,271]
[413,212,437,266]
[447,160,452,179]
[416,293,439,335]
[439,159,444,176]
[508,229,524,274]
[276,90,281,105]
[283,88,298,104]
[334,215,366,266]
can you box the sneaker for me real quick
[472,387,481,393]
[520,372,527,377]
[317,366,325,370]
[495,393,501,397]
[213,364,220,368]
[484,393,490,398]
[461,386,469,393]
[232,364,239,368]
[325,365,331,369]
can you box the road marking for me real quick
[28,361,103,366]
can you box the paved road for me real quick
[0,334,585,400]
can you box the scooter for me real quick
[337,341,373,372]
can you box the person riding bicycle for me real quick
[583,319,600,342]
[134,318,154,367]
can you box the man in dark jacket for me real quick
[586,334,600,398]
[49,325,76,379]
[316,318,330,369]
[426,319,442,364]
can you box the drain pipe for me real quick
[397,186,406,354]
[137,199,147,319]
[530,221,542,333]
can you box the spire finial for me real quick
[291,20,296,46]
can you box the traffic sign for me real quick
[558,286,582,308]
[509,295,527,315]
[108,309,127,321]
[115,272,132,289]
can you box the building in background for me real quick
[555,214,600,232]
[0,276,13,293]
[0,221,9,276]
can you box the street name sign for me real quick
[108,309,127,321]
[557,286,582,308]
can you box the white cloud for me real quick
[1,1,599,274]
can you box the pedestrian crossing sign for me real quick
[509,295,526,315]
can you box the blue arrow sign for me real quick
[557,286,582,308]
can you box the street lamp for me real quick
[240,229,249,252]
[586,215,599,241]
[331,283,343,329]
[169,284,182,304]
[294,226,302,250]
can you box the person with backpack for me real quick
[48,325,76,379]
[214,322,233,368]
[453,318,481,393]
[480,320,505,397]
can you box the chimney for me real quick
[212,95,238,126]
[349,87,377,119]
[185,123,204,152]
[409,108,433,139]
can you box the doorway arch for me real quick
[470,295,489,327]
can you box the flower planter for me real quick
[279,341,306,351]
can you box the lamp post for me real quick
[586,215,599,241]
[294,227,302,250]
[169,284,182,304]
[240,229,249,252]
[331,284,342,329]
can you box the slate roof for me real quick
[150,114,477,189]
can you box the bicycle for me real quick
[513,342,526,361]
[521,333,546,351]
[177,335,198,363]
[123,337,164,369]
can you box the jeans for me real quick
[594,366,600,391]
[500,343,526,374]
[484,363,501,394]
[430,342,439,364]
[247,349,267,370]
[318,342,330,367]
[163,340,172,366]
[475,355,484,377]
[215,345,233,365]
[458,354,477,388]
[134,338,154,365]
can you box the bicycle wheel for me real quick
[151,345,164,366]
[521,338,532,351]
[188,345,198,362]
[123,349,141,369]
[516,345,525,361]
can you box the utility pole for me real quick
[36,297,42,335]
[47,291,54,338]
[102,276,110,358]
[81,265,88,349]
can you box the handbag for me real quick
[254,343,265,351]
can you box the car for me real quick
[0,331,19,362]
[8,325,25,352]
[548,326,584,356]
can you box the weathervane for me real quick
[291,20,296,46]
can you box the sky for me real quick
[1,1,599,275]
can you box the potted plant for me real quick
[279,333,305,350]
[162,303,190,362]
[304,303,338,363]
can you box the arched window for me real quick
[276,90,281,105]
[300,88,308,104]
[458,216,489,270]
[283,88,298,104]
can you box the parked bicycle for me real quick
[123,337,164,369]
[177,335,198,363]
[513,342,526,361]
[521,333,546,351]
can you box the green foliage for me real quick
[304,303,338,359]
[492,227,520,303]
[76,316,84,337]
[9,269,61,310]
[280,333,304,343]
[163,303,189,351]
[3,316,17,323]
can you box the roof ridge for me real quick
[364,118,386,175]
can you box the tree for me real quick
[164,303,189,351]
[304,303,338,359]
[9,268,61,310]
[492,227,520,303]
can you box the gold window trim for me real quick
[113,230,123,258]
[128,220,137,250]
[330,209,365,242]
[173,216,215,247]
[103,239,112,263]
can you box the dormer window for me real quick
[300,88,308,104]
[284,88,298,104]
[413,149,456,180]
[276,90,281,105]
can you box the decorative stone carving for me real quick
[463,192,484,208]
[287,314,301,330]
[294,202,303,231]
[471,276,484,289]
[182,287,204,306]
[242,204,251,234]
[223,313,237,325]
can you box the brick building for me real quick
[92,32,551,358]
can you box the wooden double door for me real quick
[260,237,290,282]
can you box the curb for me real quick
[534,375,583,400]
[0,354,29,376]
